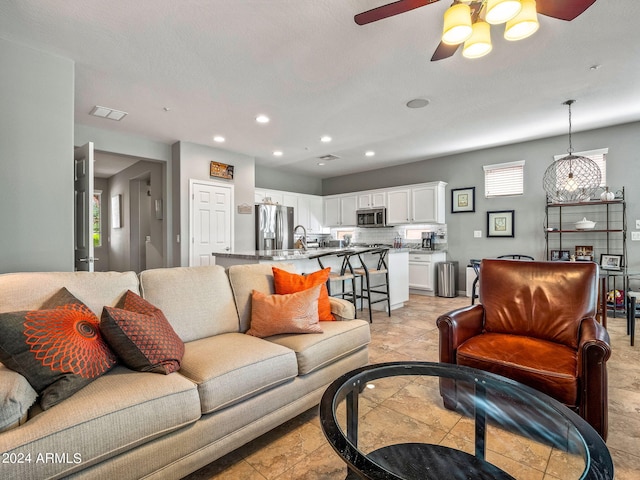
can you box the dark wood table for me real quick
[320,362,613,480]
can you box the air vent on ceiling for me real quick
[318,154,340,161]
[90,105,128,121]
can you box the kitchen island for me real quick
[214,247,409,312]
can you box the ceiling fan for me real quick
[354,0,597,61]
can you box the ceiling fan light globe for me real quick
[486,0,522,25]
[504,0,539,41]
[462,21,492,59]
[442,3,472,45]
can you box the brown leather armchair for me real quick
[437,259,611,440]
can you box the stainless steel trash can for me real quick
[437,261,458,298]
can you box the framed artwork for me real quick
[111,194,122,229]
[451,187,475,213]
[210,161,234,180]
[550,250,570,261]
[600,254,623,270]
[575,245,594,261]
[487,210,514,237]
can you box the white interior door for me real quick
[190,180,233,266]
[74,142,95,271]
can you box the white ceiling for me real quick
[2,1,639,179]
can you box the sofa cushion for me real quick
[457,332,578,406]
[247,285,323,338]
[0,271,140,317]
[0,288,117,410]
[227,263,297,332]
[267,319,371,375]
[273,267,335,321]
[101,290,185,374]
[0,364,37,433]
[0,365,200,480]
[139,266,239,342]
[178,333,298,414]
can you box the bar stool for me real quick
[310,250,359,316]
[352,248,391,323]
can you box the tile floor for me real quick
[183,295,640,479]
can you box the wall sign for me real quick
[210,161,234,180]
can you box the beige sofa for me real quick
[0,264,370,480]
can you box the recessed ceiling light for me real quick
[406,98,430,109]
[256,114,270,124]
[273,150,283,157]
[90,105,128,121]
[589,64,602,71]
[365,151,375,157]
[317,162,326,166]
[320,135,332,143]
[213,136,225,143]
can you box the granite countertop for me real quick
[213,246,411,261]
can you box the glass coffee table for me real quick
[320,362,613,480]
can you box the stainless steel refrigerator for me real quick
[255,204,294,250]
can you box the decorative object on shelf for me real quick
[550,250,570,261]
[210,161,234,180]
[543,100,602,203]
[600,186,615,201]
[575,245,594,261]
[600,254,623,270]
[575,217,596,230]
[451,187,475,213]
[487,210,514,237]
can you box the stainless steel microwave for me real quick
[356,208,387,228]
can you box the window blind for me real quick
[553,148,608,187]
[483,160,525,197]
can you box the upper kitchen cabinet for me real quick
[411,182,446,223]
[386,182,447,225]
[297,194,324,233]
[358,191,386,209]
[324,194,357,227]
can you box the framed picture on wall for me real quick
[487,210,514,237]
[451,187,475,213]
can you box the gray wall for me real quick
[322,121,640,289]
[255,164,323,195]
[93,178,110,271]
[0,37,74,273]
[172,142,256,266]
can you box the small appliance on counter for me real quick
[421,232,435,250]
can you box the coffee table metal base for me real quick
[344,443,515,480]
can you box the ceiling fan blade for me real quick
[355,0,441,26]
[536,0,597,21]
[431,42,460,61]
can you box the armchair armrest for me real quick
[436,304,485,364]
[329,297,356,320]
[577,317,612,441]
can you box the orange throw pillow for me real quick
[272,267,335,321]
[247,285,323,338]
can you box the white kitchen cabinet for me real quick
[325,194,357,226]
[411,182,446,224]
[297,194,323,233]
[408,251,446,294]
[357,191,386,209]
[386,189,411,224]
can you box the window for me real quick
[553,148,608,187]
[92,191,102,247]
[404,227,431,240]
[483,160,525,197]
[335,229,355,240]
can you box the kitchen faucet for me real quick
[293,225,307,251]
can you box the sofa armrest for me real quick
[329,297,356,320]
[577,317,611,440]
[436,304,485,364]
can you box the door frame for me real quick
[188,178,234,267]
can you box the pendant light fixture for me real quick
[485,0,522,25]
[462,21,493,59]
[543,100,602,203]
[504,0,539,41]
[442,3,473,45]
